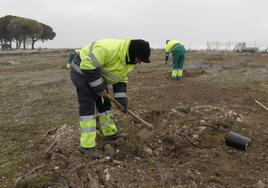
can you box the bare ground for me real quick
[0,49,268,188]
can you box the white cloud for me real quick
[1,0,268,49]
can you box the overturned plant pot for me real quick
[225,131,252,150]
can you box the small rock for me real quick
[254,180,266,188]
[171,109,177,113]
[143,146,153,155]
[104,144,116,157]
[192,134,198,139]
[113,160,122,164]
[87,174,101,188]
[54,166,59,170]
[162,119,168,124]
[134,157,142,160]
[182,125,187,129]
[236,117,242,122]
[137,128,154,140]
[189,181,198,188]
[104,168,109,173]
[115,137,126,147]
[200,120,206,124]
[105,174,110,181]
[105,156,111,160]
[9,60,20,65]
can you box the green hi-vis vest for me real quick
[79,39,135,85]
[165,40,182,53]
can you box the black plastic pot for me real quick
[225,131,251,150]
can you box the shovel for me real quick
[104,93,153,130]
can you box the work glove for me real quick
[97,89,107,96]
[93,82,107,96]
[116,97,128,113]
[113,82,128,113]
[87,72,107,96]
[96,81,108,96]
[89,81,106,96]
[165,52,170,64]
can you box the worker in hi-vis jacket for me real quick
[165,40,186,80]
[70,39,151,159]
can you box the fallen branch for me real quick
[45,127,58,137]
[15,164,45,187]
[1,162,10,168]
[46,182,66,187]
[43,140,57,158]
[156,162,165,188]
[184,134,204,149]
[184,125,215,149]
[27,164,45,176]
[255,100,268,111]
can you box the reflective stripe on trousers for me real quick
[80,115,97,148]
[172,69,183,77]
[99,111,117,136]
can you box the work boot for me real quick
[103,132,128,141]
[79,147,101,159]
[171,76,178,80]
[176,76,182,80]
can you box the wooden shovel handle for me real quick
[255,100,268,111]
[104,93,153,129]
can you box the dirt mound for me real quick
[15,104,244,187]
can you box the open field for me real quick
[0,49,268,187]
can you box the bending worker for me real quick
[164,40,186,80]
[70,39,151,159]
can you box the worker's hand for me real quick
[113,82,127,112]
[115,97,128,113]
[97,90,107,96]
[90,77,108,96]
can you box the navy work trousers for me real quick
[70,69,111,116]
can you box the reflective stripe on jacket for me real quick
[165,40,182,53]
[79,39,135,85]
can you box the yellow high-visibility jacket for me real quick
[79,39,134,84]
[165,40,182,53]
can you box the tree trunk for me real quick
[23,39,26,50]
[18,40,22,49]
[31,39,35,49]
[16,40,19,49]
[0,41,4,50]
[9,40,12,50]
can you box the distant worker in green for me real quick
[70,38,151,159]
[164,40,186,80]
[67,50,79,69]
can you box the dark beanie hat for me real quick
[129,39,151,63]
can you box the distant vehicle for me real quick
[233,42,259,53]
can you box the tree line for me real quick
[0,15,56,50]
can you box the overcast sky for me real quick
[1,0,268,49]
